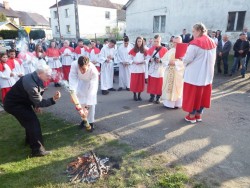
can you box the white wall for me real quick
[126,0,250,42]
[78,5,117,38]
[50,4,76,39]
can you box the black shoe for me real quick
[138,96,142,101]
[155,99,160,104]
[54,83,58,87]
[89,123,95,132]
[242,74,245,78]
[149,97,154,102]
[229,74,233,77]
[145,79,148,84]
[31,150,52,157]
[118,87,123,91]
[102,90,109,95]
[108,88,116,91]
[126,87,130,91]
[79,120,88,129]
[134,95,138,101]
[56,83,61,87]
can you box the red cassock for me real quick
[147,46,168,95]
[46,48,62,83]
[129,49,147,93]
[182,35,216,113]
[60,47,74,81]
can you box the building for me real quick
[0,1,52,39]
[17,11,52,39]
[0,21,18,30]
[123,0,250,42]
[49,0,126,39]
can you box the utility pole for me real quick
[74,0,80,39]
[56,0,62,39]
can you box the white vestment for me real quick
[61,48,74,66]
[21,53,36,75]
[99,46,116,90]
[116,44,133,88]
[161,48,185,108]
[89,48,100,67]
[11,59,25,82]
[144,45,149,79]
[0,64,16,89]
[69,61,99,123]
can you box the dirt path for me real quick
[44,73,250,188]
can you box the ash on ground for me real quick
[66,151,110,183]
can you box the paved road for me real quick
[44,73,250,188]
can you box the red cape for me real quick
[147,46,168,58]
[18,52,34,61]
[129,49,148,57]
[74,46,88,54]
[189,35,217,50]
[60,46,74,54]
[91,47,100,54]
[46,48,61,57]
[7,58,16,70]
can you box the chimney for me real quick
[3,1,10,10]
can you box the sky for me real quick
[5,0,129,18]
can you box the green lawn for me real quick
[0,112,206,188]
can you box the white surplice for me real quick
[99,45,116,90]
[61,48,74,66]
[0,64,16,89]
[69,61,99,123]
[116,44,133,88]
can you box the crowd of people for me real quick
[1,22,248,157]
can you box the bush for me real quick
[0,30,18,39]
[29,30,46,40]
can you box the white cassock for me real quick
[116,44,133,88]
[19,53,36,75]
[89,48,100,68]
[69,61,99,123]
[0,64,16,89]
[61,48,74,66]
[99,45,115,90]
[9,59,25,82]
[161,48,185,108]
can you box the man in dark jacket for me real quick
[230,33,250,78]
[28,39,35,52]
[4,64,61,157]
[217,34,232,74]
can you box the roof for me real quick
[50,0,116,9]
[0,21,18,29]
[123,0,134,10]
[17,11,49,26]
[0,3,19,17]
[117,10,126,21]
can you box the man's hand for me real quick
[239,50,244,54]
[78,107,89,118]
[219,52,222,56]
[34,107,42,113]
[53,91,61,102]
[155,58,161,63]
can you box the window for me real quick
[55,26,59,33]
[65,8,69,17]
[227,11,246,31]
[106,26,111,34]
[54,11,58,19]
[66,25,71,33]
[153,15,166,33]
[105,11,110,19]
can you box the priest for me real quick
[162,36,185,108]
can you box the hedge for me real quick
[0,30,18,39]
[0,29,46,40]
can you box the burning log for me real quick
[66,151,110,183]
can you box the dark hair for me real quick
[8,49,16,53]
[78,56,89,67]
[124,36,129,42]
[212,31,216,34]
[0,52,8,59]
[104,38,109,43]
[35,44,44,57]
[78,38,83,42]
[143,38,146,42]
[154,34,161,39]
[133,36,145,53]
[110,39,116,45]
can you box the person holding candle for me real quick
[69,56,99,132]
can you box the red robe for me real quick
[182,35,216,113]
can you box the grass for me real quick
[0,112,205,188]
